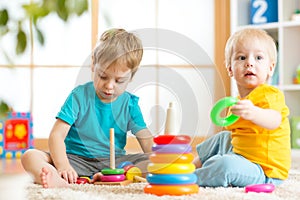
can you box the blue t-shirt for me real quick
[56,82,147,158]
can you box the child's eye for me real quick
[116,79,127,84]
[238,56,246,60]
[99,75,107,80]
[256,56,263,60]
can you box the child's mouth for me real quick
[104,92,112,96]
[245,72,255,77]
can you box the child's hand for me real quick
[57,165,78,184]
[90,172,103,183]
[230,100,257,121]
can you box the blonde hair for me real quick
[93,28,143,77]
[224,28,277,68]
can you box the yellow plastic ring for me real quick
[147,163,195,174]
[125,166,142,181]
[144,184,199,196]
[149,153,194,164]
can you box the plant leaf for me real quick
[16,29,27,54]
[0,9,9,26]
[23,3,49,18]
[35,25,44,45]
[67,0,88,16]
[23,2,50,26]
[0,100,10,119]
[56,0,68,21]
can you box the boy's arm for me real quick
[48,118,78,183]
[135,129,153,153]
[231,100,282,130]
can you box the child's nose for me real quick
[105,79,115,89]
[245,57,254,68]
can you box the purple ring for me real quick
[152,144,192,153]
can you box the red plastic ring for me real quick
[154,135,191,145]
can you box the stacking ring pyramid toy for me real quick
[144,102,199,196]
[94,128,129,185]
[93,128,146,186]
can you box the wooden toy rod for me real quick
[110,128,115,169]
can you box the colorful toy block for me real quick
[0,112,34,159]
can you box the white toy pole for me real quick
[164,102,176,135]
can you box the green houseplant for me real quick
[0,0,88,57]
[0,0,89,117]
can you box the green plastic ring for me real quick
[210,97,239,127]
[101,168,124,175]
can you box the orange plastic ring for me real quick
[147,163,195,174]
[144,184,199,196]
[149,153,194,164]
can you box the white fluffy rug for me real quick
[25,151,300,200]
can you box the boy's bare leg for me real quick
[193,156,203,168]
[21,149,68,188]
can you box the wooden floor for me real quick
[0,159,25,174]
[0,159,30,200]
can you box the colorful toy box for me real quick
[291,116,300,149]
[0,112,34,159]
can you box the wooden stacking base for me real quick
[94,179,132,186]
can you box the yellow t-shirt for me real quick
[226,84,291,179]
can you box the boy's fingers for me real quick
[60,171,68,182]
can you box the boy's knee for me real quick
[216,155,237,169]
[21,149,41,163]
[21,149,32,157]
[21,149,34,161]
[204,154,238,175]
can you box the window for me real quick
[0,0,215,138]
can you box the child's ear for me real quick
[268,62,275,77]
[227,65,233,77]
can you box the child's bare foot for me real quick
[40,167,69,188]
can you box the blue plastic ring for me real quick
[117,161,133,169]
[146,173,197,185]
